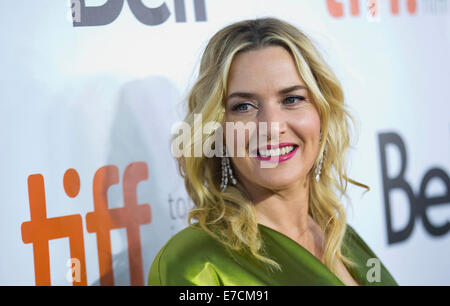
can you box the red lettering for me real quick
[21,162,151,286]
[21,174,87,286]
[326,0,344,18]
[350,0,360,16]
[391,0,400,14]
[407,0,417,14]
[327,0,359,17]
[86,162,151,285]
[328,0,418,18]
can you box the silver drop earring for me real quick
[220,147,237,192]
[315,146,326,182]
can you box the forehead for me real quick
[227,46,304,92]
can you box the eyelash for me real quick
[231,96,306,112]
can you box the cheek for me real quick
[291,112,321,141]
[230,157,247,173]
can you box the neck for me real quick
[241,176,312,239]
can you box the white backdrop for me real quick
[0,0,448,285]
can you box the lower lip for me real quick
[256,146,299,163]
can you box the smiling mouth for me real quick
[255,144,299,162]
[257,145,297,158]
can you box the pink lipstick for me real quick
[256,142,299,163]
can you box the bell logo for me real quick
[378,132,449,244]
[70,0,207,27]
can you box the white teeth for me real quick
[259,145,295,157]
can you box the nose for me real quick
[257,102,287,143]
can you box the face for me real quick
[223,45,321,193]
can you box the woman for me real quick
[148,17,398,286]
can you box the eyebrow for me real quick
[226,85,308,102]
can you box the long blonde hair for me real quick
[174,17,368,275]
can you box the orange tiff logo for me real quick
[326,0,417,17]
[21,162,152,286]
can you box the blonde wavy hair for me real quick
[174,17,369,275]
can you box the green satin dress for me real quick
[148,222,398,286]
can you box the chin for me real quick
[258,172,305,190]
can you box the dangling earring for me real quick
[220,147,237,192]
[315,146,326,182]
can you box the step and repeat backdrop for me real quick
[0,0,448,285]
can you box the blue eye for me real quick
[231,103,254,112]
[284,96,305,105]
